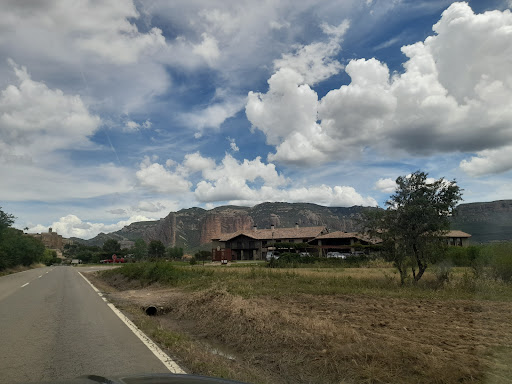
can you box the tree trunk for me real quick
[412,243,427,282]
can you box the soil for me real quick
[88,273,512,384]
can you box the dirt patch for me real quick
[89,272,512,384]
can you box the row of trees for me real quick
[64,238,188,263]
[0,208,48,270]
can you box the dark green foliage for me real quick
[101,262,213,286]
[102,238,121,254]
[481,243,512,282]
[194,250,211,264]
[64,242,102,263]
[166,246,184,260]
[0,228,45,270]
[0,208,45,269]
[148,240,165,258]
[0,207,15,232]
[132,239,148,260]
[365,171,462,284]
[41,249,58,266]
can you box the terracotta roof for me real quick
[313,230,381,244]
[215,226,326,242]
[443,230,471,238]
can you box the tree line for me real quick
[0,208,51,270]
[64,237,211,263]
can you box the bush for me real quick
[101,261,213,286]
[432,259,453,285]
[486,243,512,282]
[189,257,197,265]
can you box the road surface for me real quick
[0,266,175,383]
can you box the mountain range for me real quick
[75,200,512,250]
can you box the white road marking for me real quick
[21,283,29,287]
[38,275,43,278]
[78,272,186,375]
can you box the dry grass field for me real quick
[90,263,512,384]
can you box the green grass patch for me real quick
[100,261,512,302]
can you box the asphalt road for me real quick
[0,266,172,383]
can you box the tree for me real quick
[132,239,148,260]
[148,240,165,259]
[194,250,212,265]
[0,207,15,242]
[365,171,462,284]
[102,238,121,254]
[166,246,183,260]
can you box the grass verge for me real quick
[95,263,512,384]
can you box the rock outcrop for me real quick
[82,200,512,249]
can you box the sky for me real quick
[1,0,512,239]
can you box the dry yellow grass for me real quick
[92,265,512,384]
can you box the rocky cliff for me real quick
[82,200,512,249]
[84,202,373,251]
[450,200,512,243]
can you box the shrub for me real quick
[432,259,453,285]
[487,243,512,282]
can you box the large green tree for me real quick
[365,171,462,284]
[148,240,165,259]
[102,238,121,254]
[132,239,148,260]
[0,208,46,270]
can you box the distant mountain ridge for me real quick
[449,200,512,243]
[80,202,377,251]
[78,200,511,250]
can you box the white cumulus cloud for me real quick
[136,157,191,194]
[0,61,100,162]
[374,178,397,193]
[460,145,512,176]
[246,3,512,175]
[29,214,156,240]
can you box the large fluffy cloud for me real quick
[188,153,376,206]
[136,157,192,194]
[246,3,512,175]
[0,61,100,162]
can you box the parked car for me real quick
[265,251,280,261]
[326,252,346,259]
[299,252,311,257]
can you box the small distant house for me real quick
[308,231,381,256]
[212,224,327,261]
[443,230,471,247]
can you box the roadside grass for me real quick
[113,302,273,384]
[0,263,46,277]
[100,261,512,302]
[96,262,512,384]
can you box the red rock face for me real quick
[199,212,254,244]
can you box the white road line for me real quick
[78,272,186,375]
[38,275,43,278]
[21,283,29,287]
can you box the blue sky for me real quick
[1,0,511,239]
